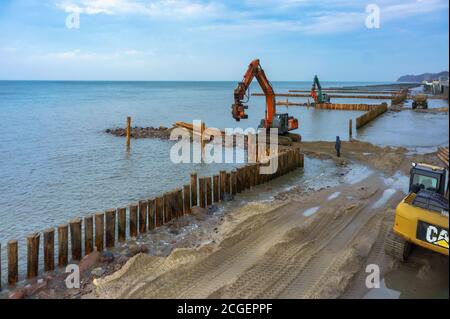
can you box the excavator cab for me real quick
[409,163,447,196]
[257,113,298,135]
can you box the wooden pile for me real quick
[437,147,449,168]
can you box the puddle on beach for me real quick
[382,171,409,195]
[327,192,341,201]
[364,248,449,299]
[303,207,320,217]
[369,171,409,209]
[344,165,373,185]
[371,189,397,209]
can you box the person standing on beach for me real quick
[335,136,341,157]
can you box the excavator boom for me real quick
[232,59,276,127]
[232,59,299,134]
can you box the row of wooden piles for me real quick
[252,93,393,100]
[355,103,389,129]
[0,147,304,290]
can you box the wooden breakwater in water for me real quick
[288,89,400,94]
[252,93,393,100]
[0,146,304,290]
[314,103,385,111]
[276,101,386,112]
[355,103,388,129]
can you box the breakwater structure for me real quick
[276,98,389,134]
[354,103,389,129]
[0,134,304,291]
[253,92,393,100]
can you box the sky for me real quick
[0,0,448,81]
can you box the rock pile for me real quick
[106,126,173,140]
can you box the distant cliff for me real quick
[397,71,449,82]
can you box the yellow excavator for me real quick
[385,163,449,261]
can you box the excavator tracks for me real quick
[384,229,412,262]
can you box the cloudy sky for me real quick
[0,0,448,81]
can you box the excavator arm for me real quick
[310,75,321,104]
[232,59,276,128]
[310,75,329,104]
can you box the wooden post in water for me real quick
[43,229,55,272]
[95,213,104,252]
[251,165,257,187]
[191,172,198,207]
[27,233,40,279]
[248,165,253,189]
[58,224,69,267]
[231,170,237,195]
[175,190,181,217]
[118,207,127,242]
[245,166,251,190]
[172,190,179,219]
[163,192,171,222]
[236,168,242,193]
[126,116,131,148]
[105,209,116,248]
[147,200,156,230]
[155,197,164,226]
[183,184,191,215]
[349,119,353,139]
[220,170,226,200]
[172,190,178,219]
[69,219,82,261]
[7,240,18,286]
[84,216,94,255]
[183,185,191,214]
[139,201,147,234]
[240,167,246,191]
[201,122,206,161]
[129,204,138,238]
[213,175,220,203]
[169,190,176,220]
[241,166,246,190]
[199,177,206,208]
[226,172,231,196]
[206,177,212,206]
[177,189,183,217]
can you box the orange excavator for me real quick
[231,59,299,136]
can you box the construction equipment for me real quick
[231,59,299,137]
[391,88,409,105]
[412,94,428,109]
[385,163,449,261]
[310,75,330,104]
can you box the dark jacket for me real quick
[335,137,341,150]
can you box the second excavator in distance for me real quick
[231,59,300,141]
[310,75,331,104]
